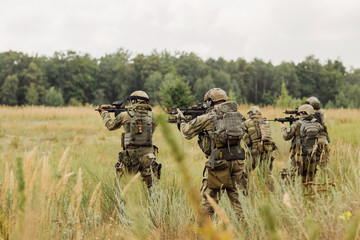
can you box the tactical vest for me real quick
[123,107,153,148]
[207,101,245,162]
[247,116,272,143]
[298,118,321,155]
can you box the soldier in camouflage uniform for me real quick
[176,88,248,219]
[242,106,276,188]
[305,97,330,173]
[280,104,323,183]
[99,91,160,188]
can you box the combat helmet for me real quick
[128,90,149,103]
[247,106,261,116]
[305,96,321,110]
[204,88,228,103]
[298,104,315,115]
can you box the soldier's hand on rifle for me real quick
[98,107,105,115]
[175,108,185,122]
[279,122,285,128]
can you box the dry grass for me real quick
[0,105,359,239]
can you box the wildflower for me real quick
[339,211,352,221]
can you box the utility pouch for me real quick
[118,151,131,166]
[126,150,139,166]
[205,161,233,189]
[135,119,143,133]
[210,145,245,161]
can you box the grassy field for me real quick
[0,105,359,239]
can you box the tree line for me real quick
[0,49,359,108]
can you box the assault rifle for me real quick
[268,116,299,125]
[167,103,208,123]
[95,101,128,117]
[268,107,299,125]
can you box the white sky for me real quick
[1,0,360,68]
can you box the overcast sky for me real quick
[1,0,360,69]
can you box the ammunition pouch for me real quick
[205,160,233,189]
[209,145,245,161]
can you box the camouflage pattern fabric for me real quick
[101,103,159,188]
[179,103,248,219]
[315,109,330,173]
[242,115,276,188]
[280,115,322,183]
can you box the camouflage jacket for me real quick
[179,101,243,157]
[281,115,323,152]
[101,103,156,148]
[315,109,329,145]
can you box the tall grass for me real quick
[0,106,359,239]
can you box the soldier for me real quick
[99,91,160,188]
[242,106,276,188]
[280,104,323,183]
[176,88,248,219]
[305,97,330,173]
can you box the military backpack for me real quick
[298,118,321,155]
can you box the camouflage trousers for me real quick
[317,144,330,172]
[200,159,248,219]
[280,151,318,183]
[115,147,161,188]
[246,147,275,189]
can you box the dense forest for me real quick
[0,49,359,108]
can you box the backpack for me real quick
[123,108,153,147]
[299,118,321,155]
[209,101,244,148]
[249,118,272,142]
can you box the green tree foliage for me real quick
[160,73,194,108]
[1,74,19,105]
[0,50,360,108]
[275,83,302,108]
[44,87,64,106]
[25,83,39,105]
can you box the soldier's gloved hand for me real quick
[175,108,185,122]
[279,123,285,128]
[98,107,105,115]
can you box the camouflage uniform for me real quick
[314,109,330,171]
[242,115,276,185]
[281,114,323,183]
[179,102,248,218]
[101,103,159,188]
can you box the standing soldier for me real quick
[176,88,248,219]
[280,104,323,183]
[242,106,276,188]
[98,91,160,188]
[305,97,330,173]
